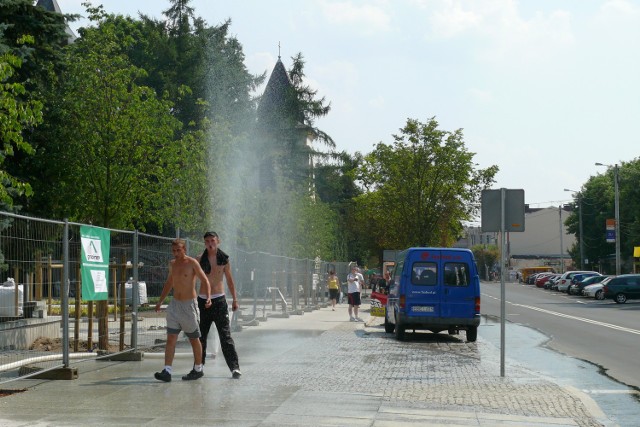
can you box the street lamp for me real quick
[564,189,584,269]
[595,163,620,275]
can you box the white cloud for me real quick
[317,0,392,35]
[410,0,575,67]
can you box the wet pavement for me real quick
[480,316,640,427]
[0,303,637,426]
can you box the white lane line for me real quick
[482,293,640,335]
[583,389,640,395]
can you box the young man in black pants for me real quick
[197,231,241,379]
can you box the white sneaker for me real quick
[355,317,364,322]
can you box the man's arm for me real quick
[224,261,239,311]
[192,258,212,307]
[155,263,174,312]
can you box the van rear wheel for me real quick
[466,326,478,342]
[384,315,394,333]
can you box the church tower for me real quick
[255,56,315,194]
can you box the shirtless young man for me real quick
[154,238,211,382]
[198,231,241,379]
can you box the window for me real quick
[412,262,437,286]
[444,262,470,287]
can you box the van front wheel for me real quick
[466,326,478,342]
[395,323,406,341]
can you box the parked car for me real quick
[556,271,600,293]
[602,274,640,304]
[544,274,561,290]
[570,275,608,296]
[583,278,611,300]
[567,272,602,295]
[535,273,555,288]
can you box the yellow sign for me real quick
[370,299,386,317]
[634,246,640,258]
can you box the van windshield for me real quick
[412,262,437,286]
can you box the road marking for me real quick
[583,389,640,395]
[482,293,640,335]
[517,302,640,335]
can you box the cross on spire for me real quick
[278,42,281,59]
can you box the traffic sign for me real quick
[606,229,616,243]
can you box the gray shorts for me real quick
[166,299,200,338]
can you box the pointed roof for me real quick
[36,0,62,13]
[36,0,77,43]
[257,58,304,127]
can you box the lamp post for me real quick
[595,163,620,275]
[558,205,564,273]
[564,189,584,269]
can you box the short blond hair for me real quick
[172,238,186,248]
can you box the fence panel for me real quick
[0,211,351,385]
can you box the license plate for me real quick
[412,305,434,313]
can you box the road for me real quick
[481,280,640,389]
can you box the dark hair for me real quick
[199,248,229,274]
[204,231,219,238]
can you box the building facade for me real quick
[465,205,577,273]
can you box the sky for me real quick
[58,0,640,208]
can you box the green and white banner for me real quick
[80,225,110,301]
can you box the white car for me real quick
[583,281,608,300]
[556,270,600,293]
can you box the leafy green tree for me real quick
[471,244,499,280]
[314,151,364,261]
[0,50,42,209]
[0,0,73,91]
[566,159,640,273]
[39,4,206,231]
[0,0,72,211]
[354,117,498,252]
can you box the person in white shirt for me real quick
[346,264,364,321]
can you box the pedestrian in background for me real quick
[327,270,339,311]
[347,264,364,322]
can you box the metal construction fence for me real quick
[0,211,351,384]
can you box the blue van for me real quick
[384,247,481,342]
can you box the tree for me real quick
[0,49,42,210]
[354,117,498,253]
[0,50,41,209]
[566,159,640,273]
[315,151,367,263]
[39,4,206,231]
[0,0,71,211]
[471,244,499,281]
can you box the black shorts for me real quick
[329,288,339,300]
[348,292,361,306]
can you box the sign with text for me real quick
[606,230,616,243]
[481,189,525,232]
[80,225,110,301]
